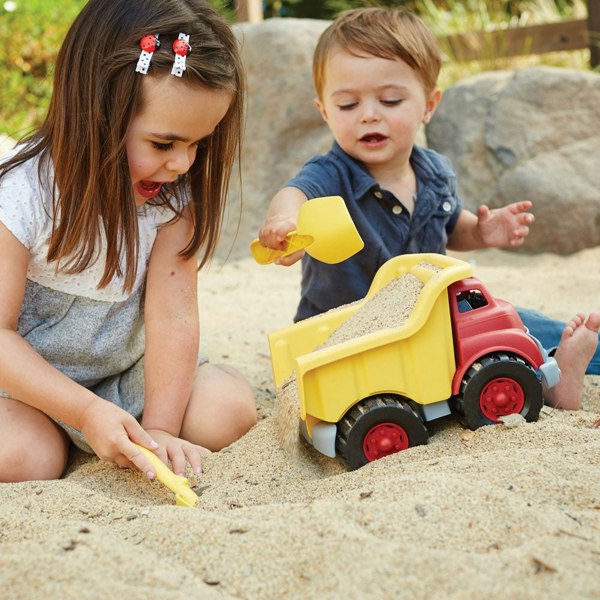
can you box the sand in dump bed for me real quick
[275,264,435,453]
[1,249,600,599]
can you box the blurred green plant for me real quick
[262,0,417,18]
[0,0,233,138]
[415,0,590,89]
[0,0,87,138]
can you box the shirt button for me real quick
[392,205,402,215]
[373,190,383,199]
[442,201,452,212]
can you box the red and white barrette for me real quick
[136,34,160,74]
[171,33,191,77]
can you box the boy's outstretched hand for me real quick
[476,200,534,248]
[258,213,305,266]
[258,187,308,266]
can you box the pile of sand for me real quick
[1,248,599,599]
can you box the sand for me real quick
[1,247,600,599]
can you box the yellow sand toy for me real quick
[134,444,199,507]
[250,196,364,265]
[268,253,559,470]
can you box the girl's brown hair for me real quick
[0,0,244,291]
[313,7,441,98]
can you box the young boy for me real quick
[258,7,600,411]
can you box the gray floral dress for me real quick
[0,151,184,451]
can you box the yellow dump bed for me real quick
[268,253,473,425]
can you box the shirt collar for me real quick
[330,142,378,200]
[329,142,453,202]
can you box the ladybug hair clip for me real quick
[171,33,191,77]
[136,33,160,74]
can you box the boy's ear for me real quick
[315,97,329,123]
[422,88,442,124]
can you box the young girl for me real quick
[0,0,257,483]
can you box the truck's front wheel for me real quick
[457,353,542,430]
[336,395,428,470]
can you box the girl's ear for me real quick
[315,97,329,124]
[422,88,442,124]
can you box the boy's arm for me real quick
[447,201,534,251]
[258,186,308,266]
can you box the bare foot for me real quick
[543,312,600,410]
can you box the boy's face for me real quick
[316,49,440,173]
[126,76,231,206]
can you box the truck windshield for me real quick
[456,290,488,313]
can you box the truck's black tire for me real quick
[456,353,542,430]
[336,395,428,471]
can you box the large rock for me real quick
[216,18,333,261]
[426,67,600,254]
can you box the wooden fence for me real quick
[235,0,599,69]
[444,0,598,68]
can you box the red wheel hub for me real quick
[363,422,409,462]
[480,377,525,421]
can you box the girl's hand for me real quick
[145,429,211,476]
[79,398,162,477]
[476,201,534,248]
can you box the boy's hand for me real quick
[476,200,534,248]
[258,187,308,266]
[258,214,305,266]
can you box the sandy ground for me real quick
[1,247,600,599]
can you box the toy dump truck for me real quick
[268,253,560,470]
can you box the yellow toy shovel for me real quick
[250,196,364,265]
[134,443,199,508]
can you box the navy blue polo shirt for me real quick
[287,142,463,321]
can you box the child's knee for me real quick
[185,364,257,450]
[235,388,258,433]
[0,434,68,482]
[219,384,257,445]
[213,363,257,425]
[0,420,69,483]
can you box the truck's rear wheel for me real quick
[456,353,542,430]
[336,395,428,470]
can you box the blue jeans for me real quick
[517,307,600,375]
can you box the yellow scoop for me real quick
[250,196,364,265]
[134,444,199,507]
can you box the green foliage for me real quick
[414,0,590,89]
[207,0,236,22]
[0,0,87,137]
[0,0,231,137]
[262,0,416,18]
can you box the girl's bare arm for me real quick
[142,207,200,439]
[0,220,160,475]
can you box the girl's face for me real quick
[316,49,440,176]
[126,76,232,206]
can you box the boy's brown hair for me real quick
[313,7,442,98]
